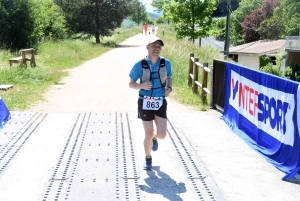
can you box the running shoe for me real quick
[143,156,152,170]
[152,138,158,151]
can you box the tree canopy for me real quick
[163,0,217,42]
[241,0,280,43]
[0,0,66,50]
[129,1,148,26]
[54,0,139,43]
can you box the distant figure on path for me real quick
[143,23,148,36]
[152,24,155,35]
[129,37,173,170]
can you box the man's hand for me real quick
[141,81,152,90]
[165,87,172,97]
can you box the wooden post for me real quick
[21,49,27,67]
[210,64,215,108]
[202,62,208,103]
[193,58,199,94]
[30,49,36,67]
[188,53,194,87]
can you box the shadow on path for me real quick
[116,44,144,48]
[139,166,187,201]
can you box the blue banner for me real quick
[0,97,11,130]
[223,62,300,180]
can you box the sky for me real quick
[143,0,156,13]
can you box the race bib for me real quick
[142,96,163,110]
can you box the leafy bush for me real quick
[0,0,66,50]
[259,55,272,68]
[284,64,300,82]
[156,16,165,24]
[260,62,282,76]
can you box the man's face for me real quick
[147,41,162,56]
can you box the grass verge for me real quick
[156,24,222,110]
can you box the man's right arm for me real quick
[129,79,141,90]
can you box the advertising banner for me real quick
[223,62,300,180]
[0,97,11,130]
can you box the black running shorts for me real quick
[138,98,167,121]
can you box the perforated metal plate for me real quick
[0,112,224,201]
[0,112,46,178]
[167,116,225,201]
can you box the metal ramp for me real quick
[0,112,225,201]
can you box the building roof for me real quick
[228,40,286,56]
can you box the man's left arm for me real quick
[165,76,172,97]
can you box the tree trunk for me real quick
[95,1,100,44]
[95,31,100,43]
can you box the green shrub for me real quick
[260,62,282,76]
[260,55,272,68]
[0,0,67,50]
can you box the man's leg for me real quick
[142,120,155,156]
[154,115,167,139]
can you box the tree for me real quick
[163,0,217,43]
[241,9,263,42]
[258,9,284,40]
[0,0,66,50]
[241,0,280,43]
[151,0,168,13]
[129,1,148,26]
[55,0,137,43]
[0,0,33,50]
[275,0,300,36]
[230,0,264,45]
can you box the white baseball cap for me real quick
[148,37,164,46]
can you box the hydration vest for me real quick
[141,58,167,89]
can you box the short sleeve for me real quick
[165,59,172,77]
[129,61,141,81]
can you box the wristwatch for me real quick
[167,86,172,92]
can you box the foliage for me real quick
[260,63,282,76]
[210,17,226,40]
[230,0,264,45]
[241,0,280,43]
[0,0,66,50]
[0,0,32,50]
[283,66,293,80]
[259,55,271,68]
[54,0,138,43]
[30,0,67,41]
[283,64,300,82]
[156,16,165,24]
[260,54,282,77]
[272,0,300,37]
[258,8,284,40]
[151,0,168,13]
[121,19,137,29]
[128,1,148,26]
[163,0,217,42]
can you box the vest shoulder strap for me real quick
[160,58,165,67]
[141,58,165,68]
[141,59,148,68]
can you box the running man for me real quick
[129,37,173,170]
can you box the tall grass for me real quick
[156,24,222,110]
